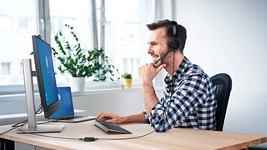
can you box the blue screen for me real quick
[49,87,75,119]
[35,37,58,106]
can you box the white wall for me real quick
[176,0,267,148]
[72,88,163,116]
[72,89,146,116]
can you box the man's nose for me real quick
[147,47,153,54]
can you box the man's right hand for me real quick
[96,112,124,124]
[138,63,166,84]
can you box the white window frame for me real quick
[0,0,146,96]
[0,0,174,96]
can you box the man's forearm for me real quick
[121,112,146,123]
[142,81,159,114]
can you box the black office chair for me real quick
[210,73,232,131]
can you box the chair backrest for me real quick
[210,73,232,131]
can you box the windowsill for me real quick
[0,79,164,99]
[0,80,128,96]
[0,87,143,100]
[72,87,143,97]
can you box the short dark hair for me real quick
[146,19,187,52]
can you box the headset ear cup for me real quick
[168,39,179,50]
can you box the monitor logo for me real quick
[46,56,50,73]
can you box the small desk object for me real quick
[1,121,267,150]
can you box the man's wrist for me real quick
[142,80,153,87]
[143,110,150,124]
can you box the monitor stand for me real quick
[17,59,64,134]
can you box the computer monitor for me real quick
[17,35,63,133]
[32,35,60,118]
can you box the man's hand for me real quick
[96,112,147,124]
[138,63,166,83]
[96,112,124,124]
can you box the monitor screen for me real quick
[32,35,60,118]
[49,87,75,119]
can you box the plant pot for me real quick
[123,78,132,88]
[71,77,85,92]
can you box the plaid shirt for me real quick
[146,57,216,132]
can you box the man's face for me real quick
[147,27,169,64]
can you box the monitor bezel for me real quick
[32,35,60,118]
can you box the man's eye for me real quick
[148,42,157,47]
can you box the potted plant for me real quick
[122,73,132,88]
[52,24,120,91]
[93,55,121,82]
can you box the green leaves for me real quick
[122,73,132,78]
[51,24,120,81]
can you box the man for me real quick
[96,19,217,132]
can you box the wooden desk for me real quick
[1,121,267,150]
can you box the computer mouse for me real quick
[98,116,111,122]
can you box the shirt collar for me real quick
[164,56,190,83]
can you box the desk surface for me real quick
[1,121,267,150]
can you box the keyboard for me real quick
[95,121,131,134]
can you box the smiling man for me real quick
[96,19,217,132]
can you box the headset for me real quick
[168,23,179,50]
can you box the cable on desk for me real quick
[11,119,28,128]
[0,104,43,136]
[95,130,155,141]
[0,126,18,136]
[31,133,81,141]
[31,130,155,142]
[12,104,43,128]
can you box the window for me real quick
[50,0,150,82]
[103,0,150,78]
[49,0,93,83]
[1,62,11,75]
[17,17,30,31]
[49,0,92,46]
[0,0,37,87]
[0,16,12,32]
[0,0,151,94]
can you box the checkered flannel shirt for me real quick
[144,57,217,132]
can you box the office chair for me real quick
[210,73,232,131]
